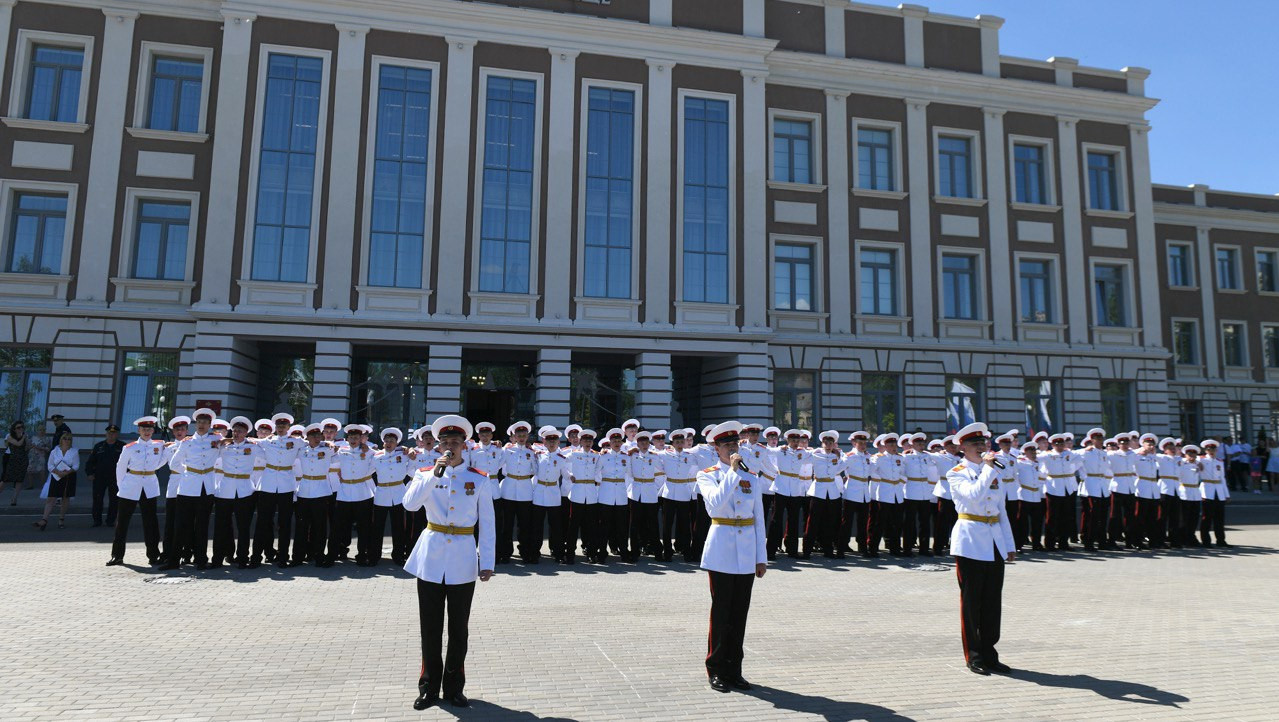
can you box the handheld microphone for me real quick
[435,450,453,478]
[991,459,1006,470]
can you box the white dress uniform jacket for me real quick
[1199,456,1229,500]
[214,441,262,499]
[931,452,954,500]
[1133,453,1161,500]
[294,442,336,498]
[467,442,504,499]
[115,439,168,500]
[597,450,631,506]
[696,461,767,575]
[170,433,221,496]
[1155,454,1181,496]
[373,447,413,506]
[1076,447,1113,498]
[334,444,376,502]
[772,447,813,497]
[566,449,602,504]
[500,446,538,502]
[1176,459,1204,501]
[903,450,936,501]
[807,451,845,499]
[870,452,906,503]
[738,442,778,493]
[258,435,304,494]
[402,464,495,584]
[1014,457,1045,502]
[1038,450,1081,496]
[533,450,569,507]
[660,449,701,502]
[842,451,872,503]
[628,451,663,503]
[947,459,1016,561]
[1107,449,1137,495]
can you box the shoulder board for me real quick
[951,464,965,472]
[125,441,137,447]
[467,466,488,477]
[702,466,718,473]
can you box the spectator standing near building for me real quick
[86,424,125,527]
[2,422,32,505]
[35,431,78,530]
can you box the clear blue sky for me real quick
[893,0,1277,194]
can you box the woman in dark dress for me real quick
[2,422,31,506]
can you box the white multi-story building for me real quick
[0,0,1275,442]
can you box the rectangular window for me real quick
[5,192,67,274]
[368,64,431,289]
[1178,400,1202,441]
[478,76,537,294]
[1258,250,1278,293]
[1216,247,1240,290]
[583,86,635,299]
[1172,320,1199,365]
[682,96,730,304]
[118,351,178,427]
[773,371,816,430]
[1226,401,1250,444]
[772,242,813,311]
[24,44,84,122]
[1087,151,1120,211]
[772,118,811,184]
[857,127,895,191]
[0,347,52,433]
[1264,326,1279,369]
[1013,143,1047,204]
[946,376,983,433]
[860,247,898,316]
[131,199,190,281]
[1018,258,1053,323]
[1099,380,1134,432]
[941,253,979,320]
[146,55,204,133]
[250,53,323,283]
[938,135,973,198]
[1093,263,1128,327]
[1167,243,1193,287]
[1023,378,1060,436]
[1222,323,1245,367]
[862,373,902,435]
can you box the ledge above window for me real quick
[1009,202,1061,213]
[1223,366,1254,382]
[1016,321,1067,345]
[767,181,826,194]
[574,296,641,325]
[125,127,210,143]
[852,187,907,201]
[933,195,988,208]
[1091,325,1141,347]
[1173,363,1206,380]
[468,291,540,321]
[675,301,739,328]
[1085,208,1135,220]
[939,318,992,340]
[110,277,196,307]
[1,117,89,133]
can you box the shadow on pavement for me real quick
[1012,670,1188,707]
[431,698,578,721]
[742,684,916,721]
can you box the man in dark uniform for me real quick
[86,424,125,527]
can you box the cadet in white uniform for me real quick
[806,431,845,558]
[107,416,167,566]
[332,424,376,566]
[868,433,906,556]
[1155,438,1182,548]
[902,432,938,557]
[212,417,262,568]
[660,431,699,562]
[1039,434,1080,551]
[947,422,1016,676]
[1175,444,1205,547]
[372,428,413,565]
[696,421,766,694]
[500,423,538,563]
[1197,439,1230,546]
[840,431,873,556]
[1107,433,1139,548]
[160,416,188,565]
[163,409,219,569]
[293,423,336,567]
[1077,429,1114,551]
[1014,442,1045,551]
[627,431,663,561]
[768,430,812,559]
[403,415,495,711]
[598,430,633,562]
[253,412,302,567]
[531,426,569,563]
[565,430,602,564]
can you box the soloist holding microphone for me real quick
[402,415,495,709]
[946,422,1016,676]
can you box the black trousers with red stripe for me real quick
[1133,496,1159,546]
[1199,498,1226,544]
[1156,494,1179,546]
[706,571,755,680]
[417,579,475,698]
[1108,492,1136,546]
[868,500,902,553]
[903,498,934,552]
[839,499,869,551]
[934,498,957,554]
[1080,495,1109,547]
[804,496,840,554]
[1015,500,1044,549]
[767,495,803,555]
[1043,494,1072,548]
[955,549,1005,666]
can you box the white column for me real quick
[425,344,463,417]
[741,69,768,331]
[0,1,15,84]
[824,2,845,58]
[901,4,926,68]
[196,12,255,311]
[634,352,672,429]
[534,348,572,427]
[977,15,1003,78]
[743,0,765,37]
[1195,226,1220,378]
[983,107,1013,341]
[1129,121,1162,348]
[644,59,675,326]
[650,0,672,27]
[433,37,477,319]
[72,10,136,305]
[825,89,852,335]
[318,24,368,316]
[544,48,579,322]
[311,340,353,417]
[1057,115,1088,344]
[905,98,933,337]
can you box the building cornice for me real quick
[1153,202,1279,234]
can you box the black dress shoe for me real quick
[105,558,123,566]
[446,692,469,707]
[728,675,752,690]
[709,675,730,692]
[966,661,990,676]
[208,560,225,569]
[986,660,1013,674]
[159,562,180,571]
[247,560,262,569]
[412,692,438,710]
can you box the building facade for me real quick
[0,0,1275,441]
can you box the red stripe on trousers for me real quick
[706,573,715,673]
[956,563,970,663]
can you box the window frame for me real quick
[1088,258,1136,328]
[6,29,95,128]
[0,346,52,433]
[854,239,906,317]
[945,375,985,434]
[675,88,738,308]
[239,44,333,288]
[1169,316,1201,367]
[1006,134,1057,207]
[1080,142,1130,214]
[1099,379,1135,431]
[772,369,819,431]
[116,187,200,283]
[114,349,179,429]
[932,126,983,200]
[1255,247,1279,295]
[1165,240,1196,289]
[358,55,441,293]
[851,118,904,195]
[130,41,214,137]
[1023,378,1062,436]
[1261,323,1279,370]
[1220,319,1249,368]
[1213,243,1244,293]
[936,247,985,321]
[469,66,546,299]
[768,234,821,313]
[861,372,903,435]
[1013,251,1062,326]
[766,108,822,187]
[575,77,644,302]
[0,179,78,277]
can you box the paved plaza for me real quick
[1,505,1276,722]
